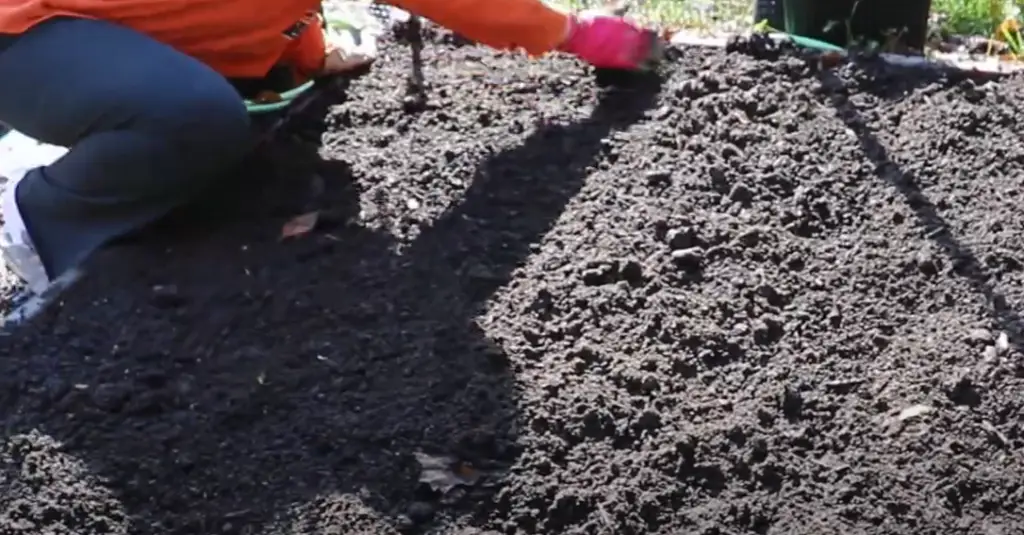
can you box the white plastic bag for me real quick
[0,130,68,180]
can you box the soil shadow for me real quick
[816,63,1024,352]
[0,35,662,535]
[7,32,1024,535]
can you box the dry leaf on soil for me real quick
[252,90,284,104]
[898,404,932,421]
[819,51,846,69]
[413,452,481,494]
[281,211,320,239]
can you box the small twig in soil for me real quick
[810,457,850,472]
[823,377,868,390]
[315,354,342,371]
[680,400,733,413]
[596,503,613,532]
[982,420,1010,448]
[403,15,428,112]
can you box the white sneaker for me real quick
[0,172,49,295]
[0,130,68,296]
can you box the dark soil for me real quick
[4,30,1024,535]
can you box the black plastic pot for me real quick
[782,0,932,50]
[753,0,786,31]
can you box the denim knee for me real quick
[142,83,253,174]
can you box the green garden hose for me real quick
[244,16,368,115]
[244,79,317,114]
[784,33,847,53]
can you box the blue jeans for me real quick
[0,17,252,280]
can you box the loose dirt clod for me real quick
[3,31,1024,535]
[413,452,481,494]
[898,404,933,421]
[281,211,320,239]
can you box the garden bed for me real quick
[2,29,1024,535]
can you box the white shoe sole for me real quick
[0,129,68,297]
[1,267,82,331]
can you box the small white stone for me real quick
[996,332,1010,354]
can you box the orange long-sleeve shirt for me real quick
[0,0,569,79]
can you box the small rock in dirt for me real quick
[708,166,733,191]
[735,228,761,247]
[41,376,69,403]
[652,218,670,241]
[728,182,754,204]
[671,247,704,269]
[439,486,468,505]
[730,322,749,337]
[897,404,932,421]
[982,345,998,362]
[666,227,698,250]
[915,250,938,275]
[726,425,747,445]
[151,284,185,308]
[483,345,510,371]
[466,263,502,282]
[395,515,416,534]
[996,332,1010,353]
[407,501,435,523]
[756,407,776,427]
[91,383,129,412]
[960,82,986,104]
[708,165,729,191]
[620,259,644,284]
[645,170,672,187]
[945,372,981,407]
[981,420,1010,447]
[749,437,769,463]
[780,386,803,419]
[582,263,617,286]
[402,94,428,113]
[414,452,481,494]
[635,410,662,431]
[755,284,785,307]
[872,334,891,349]
[641,375,661,392]
[721,143,744,160]
[753,315,784,344]
[582,408,614,439]
[965,328,993,346]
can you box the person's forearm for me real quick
[383,0,570,56]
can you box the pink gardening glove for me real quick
[556,13,656,70]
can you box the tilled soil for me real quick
[3,31,1024,535]
[0,270,18,316]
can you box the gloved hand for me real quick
[322,43,376,74]
[321,27,378,75]
[280,16,378,78]
[556,12,657,71]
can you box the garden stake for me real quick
[404,14,428,111]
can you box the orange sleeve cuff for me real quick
[384,0,569,56]
[280,13,328,77]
